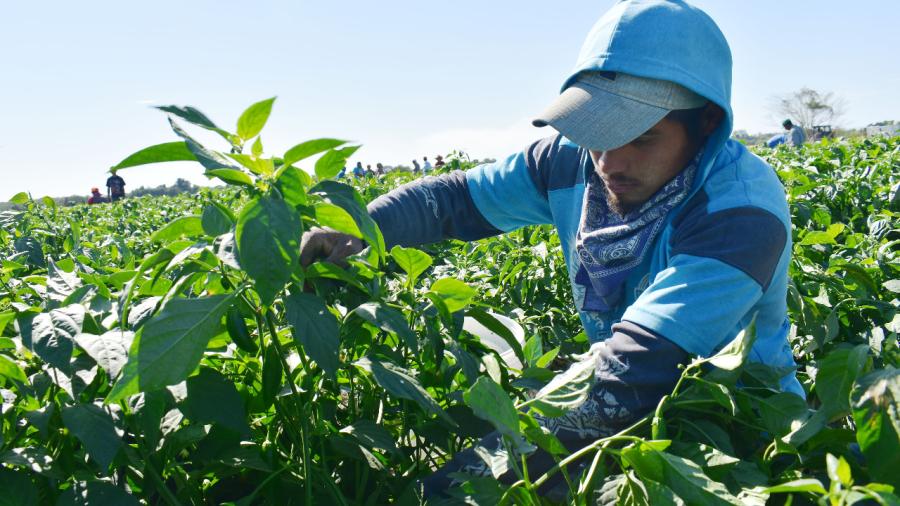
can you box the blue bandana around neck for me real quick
[574,150,702,312]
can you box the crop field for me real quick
[0,101,898,505]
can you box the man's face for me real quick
[589,116,701,215]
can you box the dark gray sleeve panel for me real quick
[366,171,502,248]
[588,320,690,430]
[670,203,787,291]
[524,135,590,196]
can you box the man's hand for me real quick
[299,227,365,268]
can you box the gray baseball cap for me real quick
[533,71,708,151]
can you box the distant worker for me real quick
[782,119,806,147]
[412,159,421,175]
[422,156,433,173]
[338,166,347,178]
[87,187,107,204]
[434,155,445,169]
[365,164,375,178]
[106,170,126,201]
[376,163,385,176]
[353,162,365,178]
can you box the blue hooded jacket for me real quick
[370,0,802,398]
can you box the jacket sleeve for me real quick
[366,171,502,248]
[367,137,564,247]
[622,201,788,357]
[535,320,689,438]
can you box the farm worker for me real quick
[783,119,807,147]
[352,162,365,178]
[301,0,801,497]
[422,156,433,173]
[434,155,445,169]
[411,159,421,174]
[376,163,385,176]
[87,187,105,204]
[106,170,126,201]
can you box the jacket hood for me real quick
[564,0,734,189]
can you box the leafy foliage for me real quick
[0,100,897,504]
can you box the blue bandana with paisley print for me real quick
[574,151,702,312]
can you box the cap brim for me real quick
[532,82,669,151]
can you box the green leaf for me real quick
[464,309,526,369]
[390,246,432,287]
[261,342,282,408]
[764,478,827,495]
[315,146,360,180]
[235,195,301,306]
[150,216,203,243]
[61,403,123,470]
[315,202,362,238]
[107,294,233,402]
[274,166,308,207]
[429,278,477,313]
[47,259,81,302]
[851,367,900,488]
[0,467,38,506]
[816,344,869,415]
[156,105,220,130]
[283,138,347,167]
[111,142,196,170]
[799,223,845,246]
[183,367,249,434]
[519,413,568,456]
[825,453,852,487]
[168,118,238,171]
[757,392,809,436]
[528,354,595,417]
[785,344,868,446]
[354,357,455,426]
[251,136,263,157]
[201,204,233,237]
[340,420,400,456]
[9,192,31,206]
[352,302,417,352]
[624,445,743,505]
[704,315,757,371]
[284,292,340,377]
[0,311,15,335]
[523,334,543,368]
[228,153,274,176]
[0,354,27,383]
[73,330,134,379]
[9,192,30,205]
[206,168,255,188]
[31,305,85,370]
[237,97,276,141]
[463,377,520,438]
[56,480,140,506]
[884,279,900,294]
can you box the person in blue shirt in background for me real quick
[352,161,365,178]
[301,0,800,497]
[783,119,807,147]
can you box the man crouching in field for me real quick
[300,0,802,498]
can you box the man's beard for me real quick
[607,192,638,216]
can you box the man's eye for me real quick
[631,136,652,146]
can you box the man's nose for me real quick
[595,147,630,177]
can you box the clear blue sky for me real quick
[2,1,898,198]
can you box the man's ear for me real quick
[701,103,725,136]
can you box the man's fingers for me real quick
[299,228,363,268]
[299,230,330,267]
